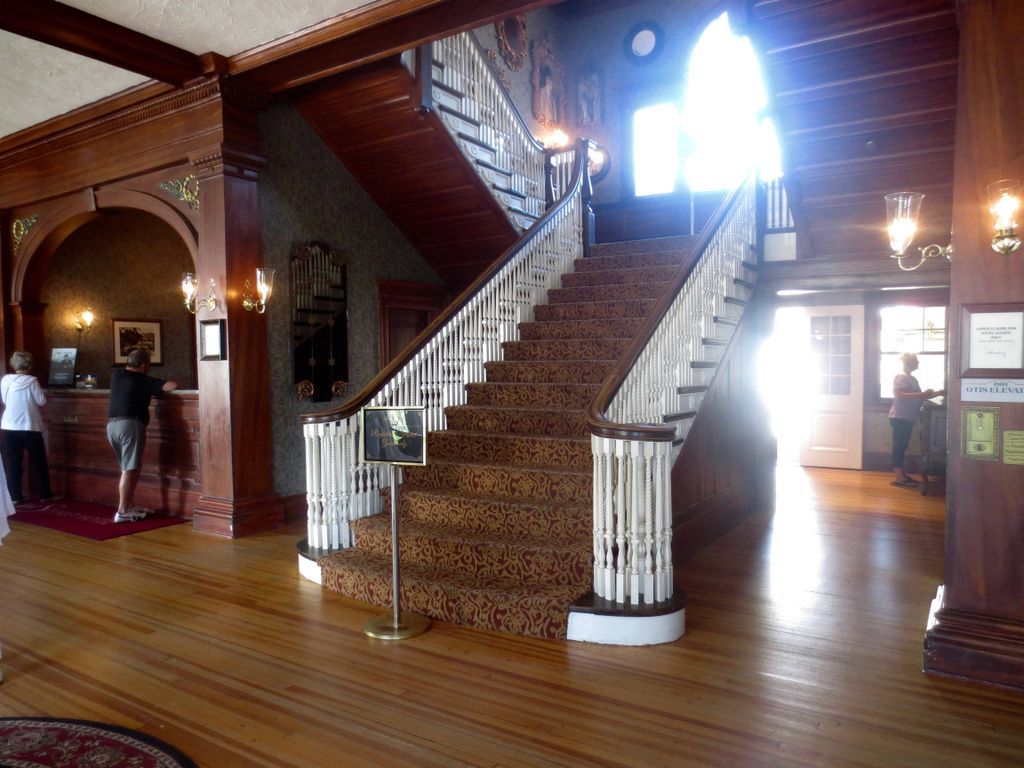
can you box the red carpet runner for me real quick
[318,238,695,639]
[10,498,187,540]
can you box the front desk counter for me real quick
[42,389,200,518]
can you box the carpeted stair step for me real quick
[590,235,699,258]
[402,459,592,504]
[560,265,677,288]
[572,252,683,273]
[466,381,600,408]
[427,430,590,470]
[394,487,591,538]
[484,359,613,384]
[444,405,588,438]
[502,337,631,361]
[518,317,645,340]
[352,516,591,585]
[318,548,588,639]
[547,282,669,304]
[534,298,657,322]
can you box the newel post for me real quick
[580,138,595,258]
[415,43,434,114]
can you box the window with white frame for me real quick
[879,305,947,398]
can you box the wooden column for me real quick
[189,140,283,537]
[924,0,1024,688]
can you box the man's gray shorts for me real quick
[107,417,146,471]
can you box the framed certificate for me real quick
[961,304,1024,378]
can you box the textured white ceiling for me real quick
[0,0,379,141]
[61,0,375,56]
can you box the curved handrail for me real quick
[302,138,586,426]
[585,177,752,441]
[465,33,546,155]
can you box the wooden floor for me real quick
[2,466,1023,767]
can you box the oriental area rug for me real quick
[0,718,197,767]
[10,499,187,541]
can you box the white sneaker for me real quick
[114,509,148,523]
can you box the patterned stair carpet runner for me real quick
[319,238,695,639]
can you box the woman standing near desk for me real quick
[889,352,943,488]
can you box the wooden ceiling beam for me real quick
[0,0,204,86]
[233,0,560,93]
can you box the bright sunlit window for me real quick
[633,102,680,196]
[879,305,947,398]
[684,12,780,190]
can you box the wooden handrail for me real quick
[585,177,752,442]
[301,139,586,426]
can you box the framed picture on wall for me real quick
[112,319,163,365]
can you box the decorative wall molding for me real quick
[11,215,38,253]
[495,14,528,70]
[0,79,223,164]
[159,174,201,211]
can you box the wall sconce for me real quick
[884,191,953,271]
[542,128,569,148]
[988,179,1021,254]
[242,268,275,313]
[182,273,218,314]
[74,308,95,342]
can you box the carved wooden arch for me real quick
[12,188,198,305]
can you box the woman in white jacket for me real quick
[1,351,54,503]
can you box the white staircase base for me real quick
[298,553,323,585]
[567,607,685,645]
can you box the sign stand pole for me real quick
[364,464,431,640]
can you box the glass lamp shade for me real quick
[256,268,275,302]
[987,179,1021,254]
[182,272,198,303]
[884,192,924,255]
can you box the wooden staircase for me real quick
[317,235,730,639]
[295,52,539,292]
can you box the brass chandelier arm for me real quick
[891,243,952,271]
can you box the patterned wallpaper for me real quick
[40,209,196,389]
[259,102,443,495]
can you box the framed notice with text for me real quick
[961,304,1024,378]
[359,406,427,466]
[200,319,227,361]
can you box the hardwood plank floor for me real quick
[2,465,1023,767]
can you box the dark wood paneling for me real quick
[671,302,771,560]
[295,59,517,291]
[0,80,228,209]
[43,390,200,517]
[594,192,724,243]
[751,0,958,261]
[925,0,1024,689]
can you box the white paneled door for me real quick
[799,306,865,469]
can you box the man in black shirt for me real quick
[107,348,177,522]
